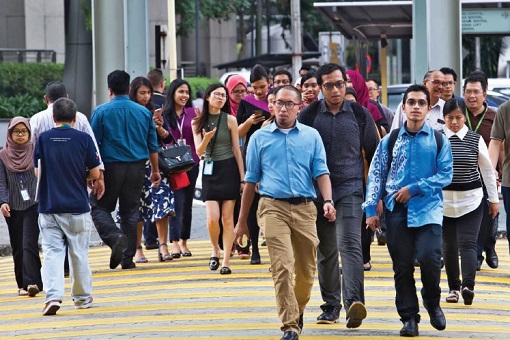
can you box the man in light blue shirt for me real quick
[234,85,336,340]
[364,84,453,337]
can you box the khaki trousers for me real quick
[258,197,319,333]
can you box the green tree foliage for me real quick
[462,36,504,78]
[176,0,250,37]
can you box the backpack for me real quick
[386,128,443,170]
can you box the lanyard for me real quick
[56,123,72,129]
[177,112,186,138]
[465,107,487,133]
[18,173,24,189]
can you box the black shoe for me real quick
[316,305,340,324]
[377,231,386,245]
[476,258,482,271]
[250,252,261,265]
[64,271,70,278]
[121,261,136,270]
[144,242,159,250]
[440,257,444,269]
[485,249,499,268]
[110,234,127,269]
[400,318,419,337]
[461,287,475,305]
[423,303,446,331]
[298,313,303,332]
[220,266,231,275]
[209,257,219,271]
[280,331,298,340]
[346,301,367,328]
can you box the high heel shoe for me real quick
[158,243,173,262]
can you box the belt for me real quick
[260,195,313,205]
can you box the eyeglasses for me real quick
[427,79,448,87]
[274,79,291,86]
[405,99,428,107]
[443,81,456,87]
[12,129,28,136]
[275,100,300,110]
[464,89,484,96]
[212,92,227,98]
[232,89,247,95]
[368,87,379,92]
[322,81,346,90]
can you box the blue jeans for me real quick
[39,213,93,304]
[170,164,199,241]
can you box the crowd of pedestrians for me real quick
[0,61,507,339]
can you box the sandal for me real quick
[462,287,474,305]
[18,288,28,296]
[158,243,173,262]
[446,290,459,303]
[135,246,149,263]
[209,257,220,271]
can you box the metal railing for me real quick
[0,49,57,63]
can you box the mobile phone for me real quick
[254,110,263,117]
[154,108,162,119]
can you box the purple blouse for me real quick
[168,107,200,164]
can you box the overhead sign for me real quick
[462,8,510,34]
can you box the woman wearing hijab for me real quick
[0,117,42,297]
[346,70,389,136]
[226,75,248,117]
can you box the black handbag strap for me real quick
[207,112,223,159]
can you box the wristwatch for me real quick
[324,199,334,205]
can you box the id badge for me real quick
[203,160,214,176]
[20,189,30,201]
[177,138,187,146]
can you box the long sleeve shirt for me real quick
[363,123,453,227]
[391,98,445,132]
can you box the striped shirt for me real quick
[444,129,481,191]
[0,159,37,210]
[30,103,104,170]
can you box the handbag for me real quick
[169,171,190,190]
[158,132,195,175]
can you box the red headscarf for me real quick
[226,75,247,116]
[0,117,34,173]
[346,70,382,121]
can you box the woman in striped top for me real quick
[441,98,499,305]
[0,117,42,297]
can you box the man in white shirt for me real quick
[391,70,446,132]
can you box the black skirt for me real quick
[202,157,241,201]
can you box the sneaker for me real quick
[238,250,251,260]
[42,300,61,316]
[74,296,94,309]
[27,284,40,297]
[317,305,340,324]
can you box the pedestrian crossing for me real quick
[0,239,509,339]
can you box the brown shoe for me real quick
[27,284,40,297]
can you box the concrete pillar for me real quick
[411,0,428,83]
[125,0,149,79]
[92,0,125,106]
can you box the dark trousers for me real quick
[142,220,158,245]
[386,204,442,321]
[247,193,260,256]
[442,201,483,291]
[500,186,510,250]
[476,189,498,261]
[170,164,199,241]
[361,212,374,264]
[90,161,145,263]
[5,204,42,290]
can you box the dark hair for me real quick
[273,69,293,83]
[196,90,204,99]
[345,87,358,101]
[45,81,67,102]
[250,64,269,84]
[468,70,489,83]
[193,83,231,134]
[107,70,130,95]
[315,63,346,86]
[274,85,302,104]
[267,86,280,97]
[146,69,165,88]
[52,98,77,123]
[300,70,317,86]
[463,74,487,93]
[439,67,458,82]
[162,79,193,130]
[443,97,466,116]
[299,65,311,72]
[403,84,430,106]
[129,76,156,112]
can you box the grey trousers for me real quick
[316,191,365,311]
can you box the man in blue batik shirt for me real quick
[363,84,453,337]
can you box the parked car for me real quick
[386,84,510,113]
[488,78,510,96]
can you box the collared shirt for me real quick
[465,102,496,146]
[363,123,453,227]
[390,98,445,132]
[90,95,158,163]
[244,121,329,198]
[442,125,498,218]
[30,103,104,170]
